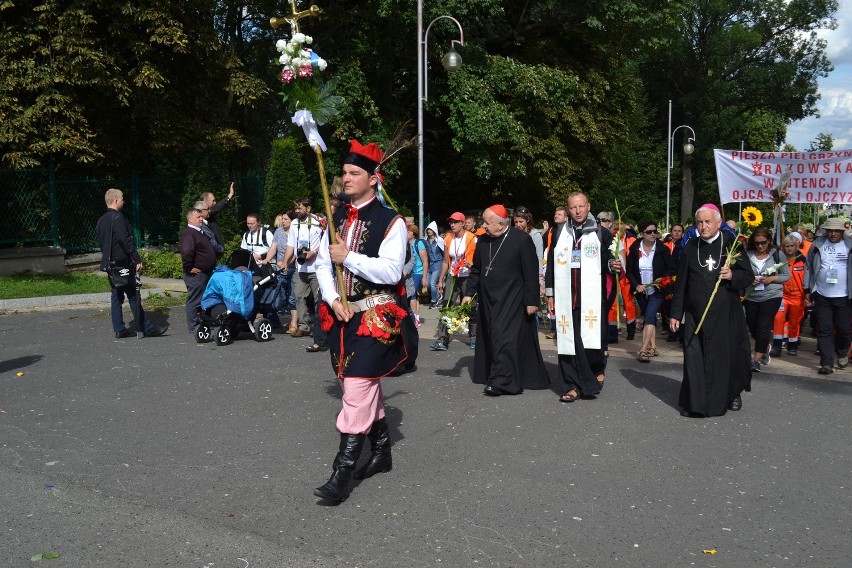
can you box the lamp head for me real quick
[683,142,695,155]
[442,46,463,71]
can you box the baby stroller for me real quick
[195,250,278,345]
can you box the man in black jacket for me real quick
[96,188,167,338]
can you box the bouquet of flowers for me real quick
[743,261,786,299]
[440,296,475,334]
[636,275,676,295]
[760,262,786,277]
[274,30,342,148]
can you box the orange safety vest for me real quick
[445,231,476,275]
[783,254,806,299]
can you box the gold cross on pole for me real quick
[584,309,598,330]
[558,314,570,334]
[270,1,322,34]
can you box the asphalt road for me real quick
[1,305,850,567]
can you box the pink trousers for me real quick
[336,377,385,434]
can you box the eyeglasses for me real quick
[643,229,658,235]
[598,218,612,223]
[754,240,769,245]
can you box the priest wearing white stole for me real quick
[545,192,619,402]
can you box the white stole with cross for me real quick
[553,227,603,354]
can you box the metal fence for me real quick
[0,164,266,252]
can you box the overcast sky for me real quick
[785,1,852,150]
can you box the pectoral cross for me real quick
[706,256,717,271]
[558,314,570,334]
[584,309,598,330]
[484,264,492,276]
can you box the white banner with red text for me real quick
[714,149,852,205]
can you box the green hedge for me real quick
[140,249,183,279]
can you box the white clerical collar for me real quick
[188,224,203,232]
[701,232,721,244]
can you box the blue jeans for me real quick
[428,266,442,304]
[637,292,665,325]
[111,282,151,333]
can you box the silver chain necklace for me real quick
[484,229,510,276]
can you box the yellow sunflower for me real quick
[742,206,763,228]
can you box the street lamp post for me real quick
[417,1,464,235]
[665,99,696,232]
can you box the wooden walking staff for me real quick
[314,146,349,311]
[612,200,629,328]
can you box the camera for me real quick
[296,245,310,264]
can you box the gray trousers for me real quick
[295,271,320,332]
[183,271,210,333]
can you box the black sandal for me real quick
[559,388,581,403]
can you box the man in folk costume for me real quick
[545,192,619,403]
[313,140,410,503]
[669,204,753,417]
[462,205,550,395]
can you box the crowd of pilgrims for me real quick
[211,189,849,416]
[417,204,850,383]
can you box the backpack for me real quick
[243,228,270,247]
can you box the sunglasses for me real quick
[598,218,612,223]
[515,206,529,214]
[754,240,769,245]
[643,229,658,235]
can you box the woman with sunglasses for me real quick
[744,228,790,372]
[626,220,676,362]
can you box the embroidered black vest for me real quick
[332,199,403,302]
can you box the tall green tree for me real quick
[261,136,309,223]
[642,0,837,221]
[0,0,277,174]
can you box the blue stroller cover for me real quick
[201,266,254,318]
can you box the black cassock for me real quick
[670,232,753,416]
[465,227,550,393]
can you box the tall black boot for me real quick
[625,321,636,340]
[314,433,365,502]
[354,418,393,480]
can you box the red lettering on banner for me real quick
[732,151,777,160]
[788,177,839,189]
[732,189,766,200]
[809,163,821,173]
